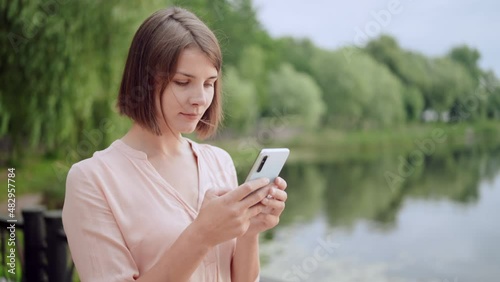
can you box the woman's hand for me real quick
[243,177,288,237]
[192,178,272,248]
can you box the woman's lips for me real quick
[180,113,200,120]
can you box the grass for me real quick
[0,157,66,207]
[0,227,24,281]
[217,120,500,164]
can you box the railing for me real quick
[0,207,73,282]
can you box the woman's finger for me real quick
[255,213,280,228]
[261,198,285,211]
[268,187,287,202]
[247,203,265,218]
[274,177,287,190]
[227,178,270,203]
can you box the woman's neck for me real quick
[121,123,189,158]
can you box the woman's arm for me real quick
[136,223,210,282]
[231,234,260,282]
[63,165,140,282]
[231,177,288,282]
[139,180,272,282]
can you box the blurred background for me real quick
[1,0,500,281]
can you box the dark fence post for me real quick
[44,210,66,282]
[22,206,47,282]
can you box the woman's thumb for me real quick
[204,188,231,200]
[204,188,218,200]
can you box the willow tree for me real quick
[0,0,168,164]
[267,63,325,128]
[222,66,259,134]
[312,48,406,129]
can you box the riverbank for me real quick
[1,121,499,207]
[217,121,500,169]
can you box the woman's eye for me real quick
[204,83,214,88]
[175,81,189,86]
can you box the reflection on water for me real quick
[257,145,500,282]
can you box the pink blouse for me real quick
[62,139,239,282]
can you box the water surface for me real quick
[258,145,500,282]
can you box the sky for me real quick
[252,0,500,76]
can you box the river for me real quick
[258,144,500,282]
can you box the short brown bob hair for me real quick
[117,7,223,139]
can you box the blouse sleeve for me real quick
[62,164,140,282]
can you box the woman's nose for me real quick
[189,85,207,106]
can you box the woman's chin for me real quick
[179,126,197,135]
[172,120,200,135]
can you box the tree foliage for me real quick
[0,0,169,163]
[448,45,482,82]
[483,71,500,119]
[1,2,499,165]
[364,34,496,123]
[222,66,259,133]
[312,48,406,129]
[267,63,325,128]
[237,45,268,108]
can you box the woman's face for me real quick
[156,47,218,135]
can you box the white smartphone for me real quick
[245,148,290,183]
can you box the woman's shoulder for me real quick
[189,139,231,161]
[199,143,231,158]
[68,140,130,178]
[188,139,238,186]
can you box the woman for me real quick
[62,6,287,282]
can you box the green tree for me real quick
[482,71,500,120]
[396,52,433,102]
[403,86,425,121]
[365,35,432,120]
[448,45,482,82]
[312,48,406,129]
[267,64,326,128]
[273,37,317,75]
[237,45,268,109]
[427,58,475,118]
[364,35,403,77]
[0,0,169,164]
[176,0,267,66]
[365,36,486,121]
[222,66,259,133]
[447,45,486,121]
